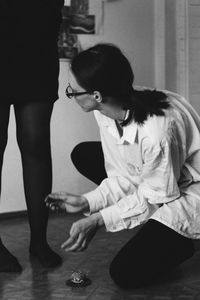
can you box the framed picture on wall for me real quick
[59,0,98,60]
[69,14,95,34]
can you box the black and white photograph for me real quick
[70,0,89,14]
[69,14,95,34]
[0,0,200,299]
[58,5,80,59]
[58,20,79,59]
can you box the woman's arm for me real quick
[98,136,180,232]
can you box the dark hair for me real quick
[71,43,170,125]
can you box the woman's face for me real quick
[67,71,100,112]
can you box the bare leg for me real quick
[0,104,22,272]
[14,101,61,268]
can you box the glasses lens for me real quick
[66,84,73,99]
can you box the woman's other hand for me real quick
[61,213,104,252]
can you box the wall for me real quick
[0,0,155,213]
[165,0,177,92]
[189,0,200,112]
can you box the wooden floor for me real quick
[0,213,200,300]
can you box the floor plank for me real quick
[0,213,200,300]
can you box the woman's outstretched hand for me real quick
[45,192,89,213]
[61,213,104,252]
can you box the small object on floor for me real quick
[66,270,91,287]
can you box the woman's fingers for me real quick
[45,192,68,202]
[45,195,66,212]
[76,239,87,251]
[61,216,97,252]
[61,232,85,252]
[61,236,75,249]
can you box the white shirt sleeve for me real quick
[84,135,180,232]
[84,175,136,212]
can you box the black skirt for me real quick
[0,0,64,104]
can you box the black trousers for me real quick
[71,142,195,289]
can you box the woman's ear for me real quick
[93,91,102,103]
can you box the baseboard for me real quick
[0,210,28,220]
[0,210,65,220]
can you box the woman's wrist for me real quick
[91,212,104,227]
[81,195,90,212]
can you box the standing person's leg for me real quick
[109,219,195,289]
[0,104,22,272]
[71,141,107,185]
[14,101,61,268]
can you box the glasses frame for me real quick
[65,83,91,99]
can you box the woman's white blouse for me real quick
[83,89,200,239]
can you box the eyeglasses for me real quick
[65,83,91,99]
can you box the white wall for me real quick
[0,0,156,213]
[189,0,200,112]
[165,0,177,92]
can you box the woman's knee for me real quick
[109,257,141,289]
[109,256,124,288]
[110,256,153,289]
[71,142,91,169]
[71,142,84,163]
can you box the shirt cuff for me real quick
[83,188,105,214]
[100,205,126,232]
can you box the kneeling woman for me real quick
[46,43,200,288]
